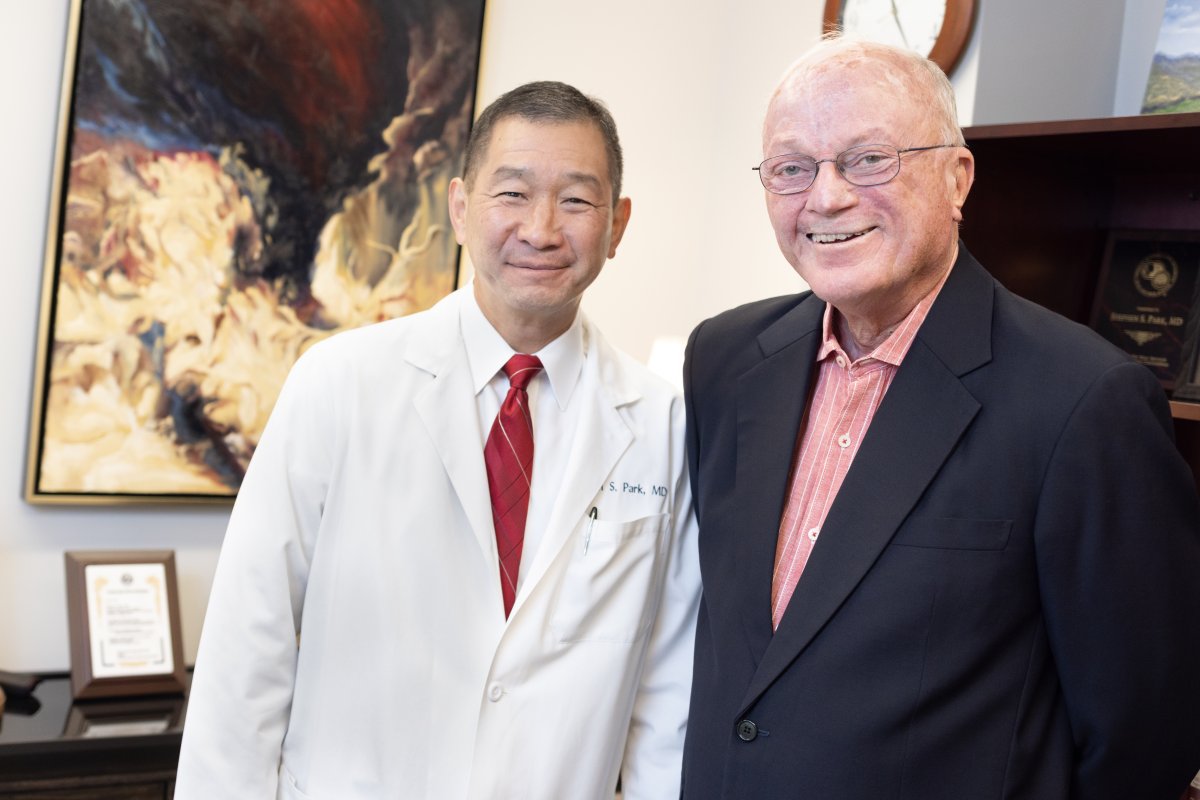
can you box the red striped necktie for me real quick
[484,354,544,618]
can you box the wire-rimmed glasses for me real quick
[754,143,960,195]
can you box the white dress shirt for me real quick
[461,289,584,591]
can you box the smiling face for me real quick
[763,47,973,334]
[449,117,631,352]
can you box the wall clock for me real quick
[822,0,977,76]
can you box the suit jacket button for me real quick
[736,719,758,742]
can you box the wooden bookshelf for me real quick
[961,112,1200,490]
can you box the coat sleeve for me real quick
[619,392,702,799]
[1034,360,1200,800]
[174,345,335,800]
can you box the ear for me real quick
[949,147,975,223]
[607,197,633,259]
[448,177,469,245]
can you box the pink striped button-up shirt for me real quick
[770,271,950,629]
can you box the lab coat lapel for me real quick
[514,321,635,613]
[740,248,994,712]
[410,294,497,564]
[732,295,825,662]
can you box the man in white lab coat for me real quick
[175,81,700,800]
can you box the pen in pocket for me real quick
[584,507,598,554]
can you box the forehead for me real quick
[476,117,610,183]
[763,54,933,154]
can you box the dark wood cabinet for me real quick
[961,112,1200,490]
[0,675,185,799]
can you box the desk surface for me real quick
[0,673,187,783]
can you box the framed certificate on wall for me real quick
[64,551,187,700]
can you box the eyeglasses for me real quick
[754,143,960,195]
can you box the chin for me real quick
[800,272,874,308]
[509,284,577,313]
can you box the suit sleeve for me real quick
[174,345,334,800]
[1034,360,1200,800]
[619,391,702,800]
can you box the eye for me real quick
[563,196,598,207]
[496,191,525,199]
[840,148,896,174]
[770,159,814,179]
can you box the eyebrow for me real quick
[562,171,603,190]
[488,166,604,190]
[768,129,895,156]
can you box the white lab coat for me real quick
[175,288,700,800]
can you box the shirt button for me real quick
[487,682,504,702]
[807,527,820,542]
[736,719,758,742]
[837,433,852,448]
[835,355,847,369]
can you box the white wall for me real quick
[0,0,1136,672]
[971,0,1129,124]
[0,0,829,673]
[471,0,820,362]
[471,0,981,359]
[1114,0,1169,116]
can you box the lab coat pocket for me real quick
[550,512,668,644]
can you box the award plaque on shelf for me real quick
[1090,231,1200,390]
[64,551,187,700]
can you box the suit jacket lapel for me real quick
[732,295,825,661]
[740,249,995,711]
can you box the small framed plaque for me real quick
[1090,231,1200,390]
[64,551,186,700]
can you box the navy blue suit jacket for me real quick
[681,248,1200,799]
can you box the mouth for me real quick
[807,228,874,244]
[508,262,568,270]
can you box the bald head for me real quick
[767,36,964,151]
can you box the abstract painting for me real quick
[27,0,486,503]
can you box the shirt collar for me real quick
[816,264,953,367]
[460,284,585,411]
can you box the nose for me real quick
[518,197,565,249]
[805,160,858,215]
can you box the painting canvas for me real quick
[27,0,486,503]
[1142,0,1200,114]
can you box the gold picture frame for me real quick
[64,550,187,700]
[26,0,485,504]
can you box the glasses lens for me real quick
[837,145,900,186]
[760,155,817,193]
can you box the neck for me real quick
[498,322,571,355]
[833,258,955,360]
[835,312,899,361]
[476,297,578,355]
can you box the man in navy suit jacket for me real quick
[681,35,1200,799]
